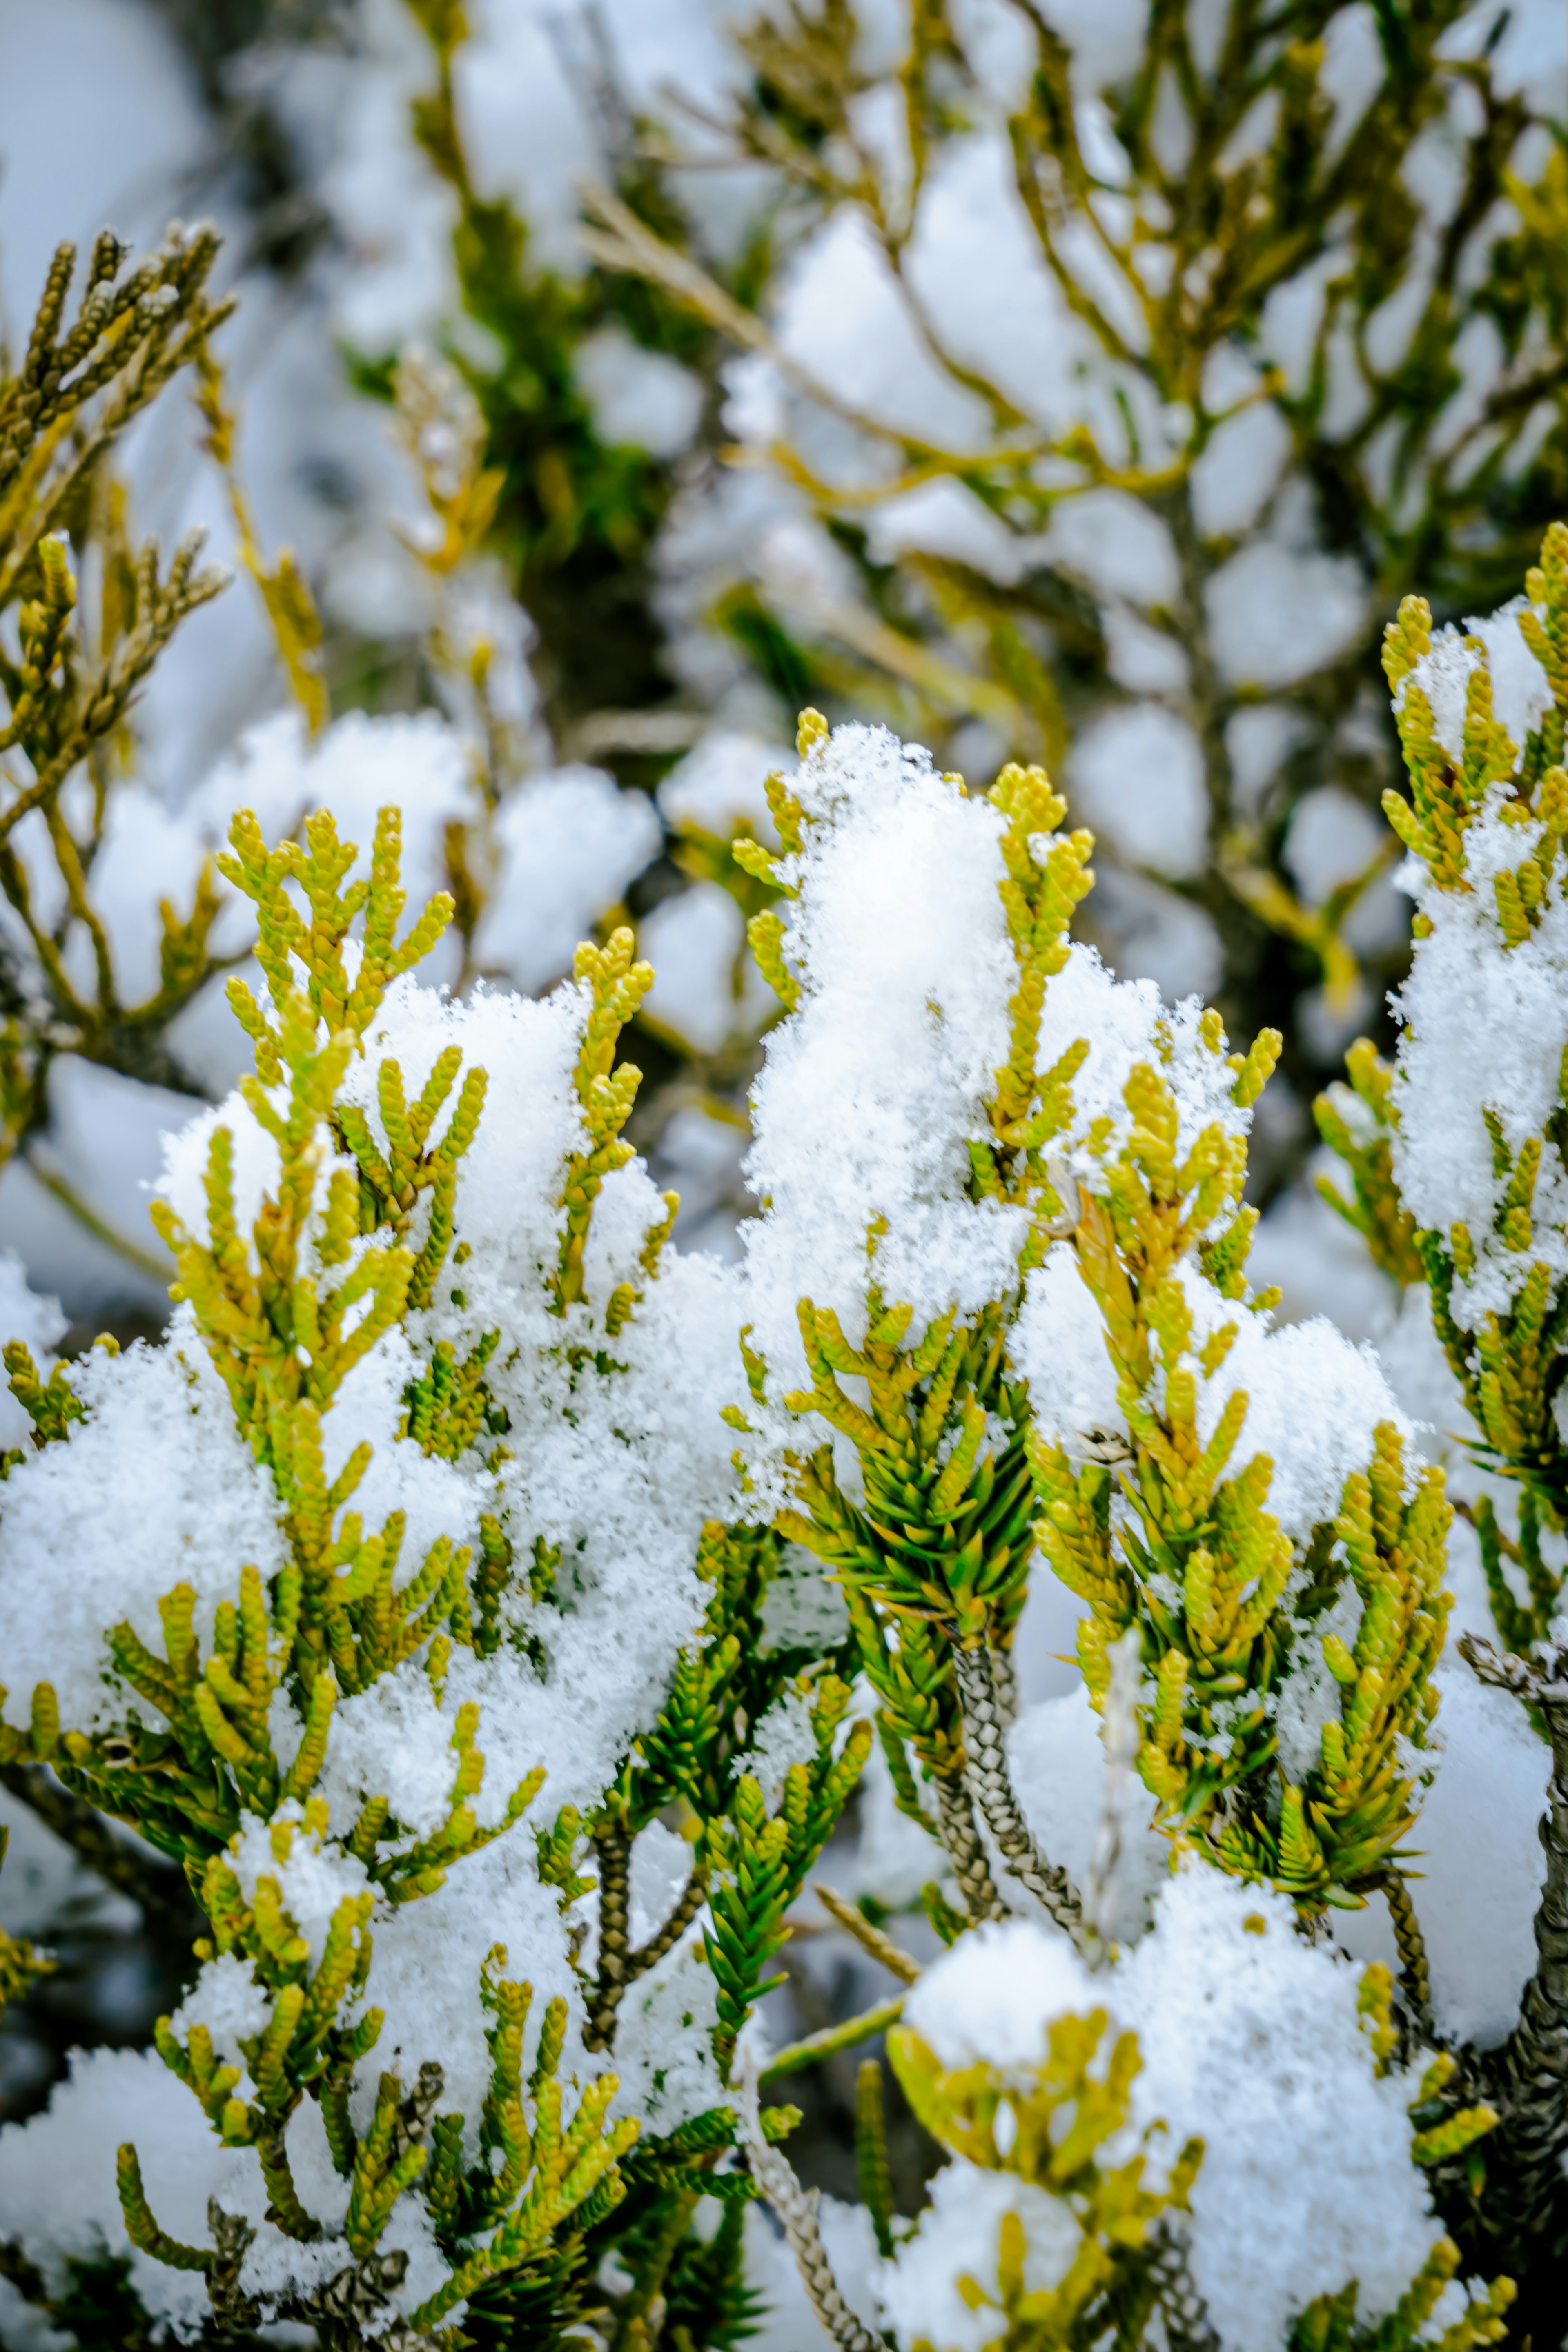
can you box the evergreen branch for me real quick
[759,1998,906,2087]
[0,1760,194,1928]
[813,1882,922,1984]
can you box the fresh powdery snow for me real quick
[1390,595,1568,1325]
[894,1876,1447,2352]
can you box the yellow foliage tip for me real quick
[1229,1029,1281,1110]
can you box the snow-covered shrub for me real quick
[13,521,1568,2346]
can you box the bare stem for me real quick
[1382,1874,1434,2037]
[952,1642,1083,1939]
[1459,1633,1568,2247]
[741,2063,887,2352]
[932,1764,1007,1924]
[813,1882,922,1985]
[584,1835,709,2052]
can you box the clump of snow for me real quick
[1067,704,1209,880]
[1399,598,1553,767]
[359,972,746,1814]
[882,2164,1080,2352]
[1197,1306,1410,1544]
[640,881,769,1053]
[1412,1664,1550,2047]
[1011,1241,1124,1452]
[741,719,1258,1475]
[1016,1243,1402,1544]
[0,1321,287,1736]
[897,1870,1449,2352]
[902,1916,1096,2076]
[0,2048,256,2335]
[1031,960,1250,1189]
[193,708,475,967]
[1117,1871,1441,2346]
[742,721,1029,1407]
[574,325,703,457]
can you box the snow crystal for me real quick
[1033,956,1248,1184]
[228,1806,372,1967]
[734,1688,819,1809]
[171,1951,273,2071]
[318,1657,480,1842]
[907,1871,1447,2350]
[1392,782,1568,1327]
[613,1931,728,2136]
[1274,1586,1363,1785]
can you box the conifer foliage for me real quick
[9,513,1568,2344]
